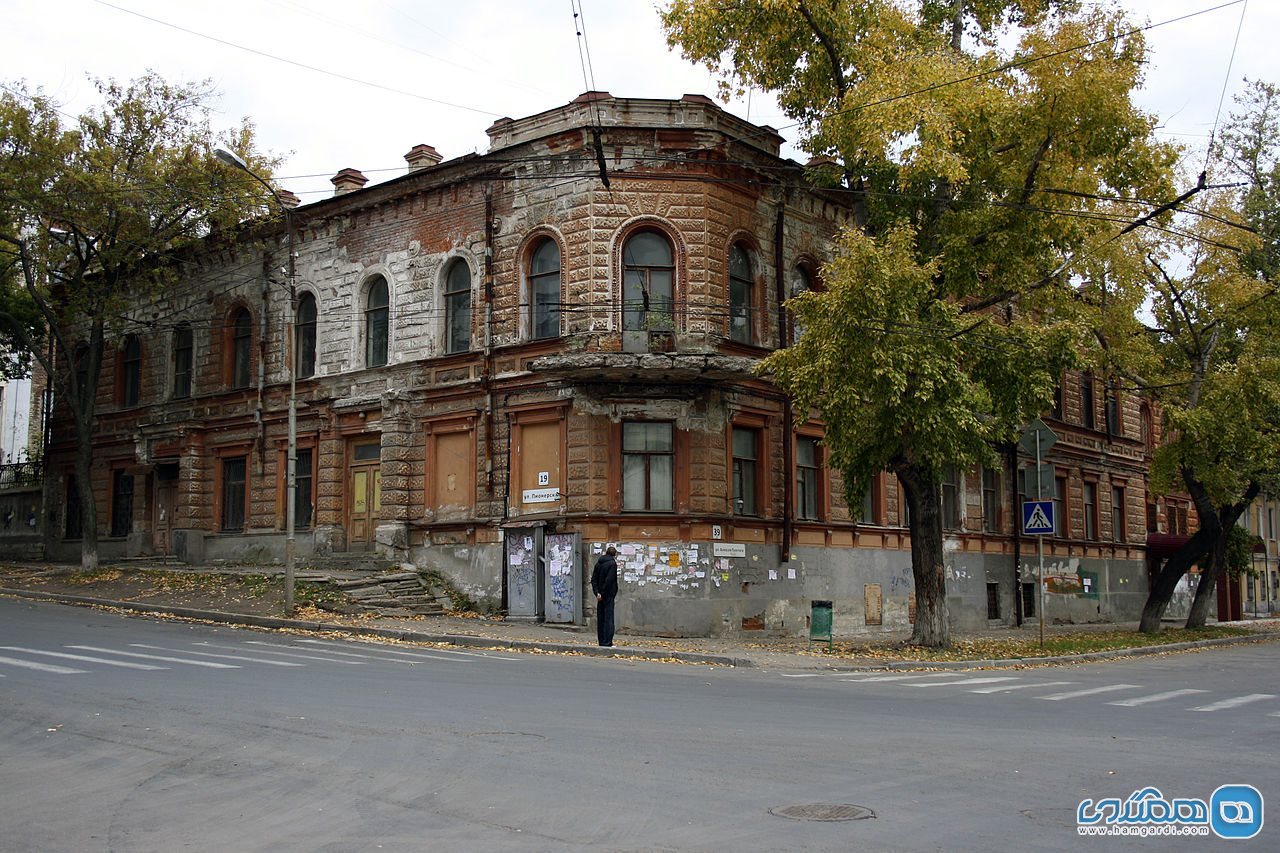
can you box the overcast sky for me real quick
[6,0,1275,200]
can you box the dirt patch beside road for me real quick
[0,564,334,618]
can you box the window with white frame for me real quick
[296,292,317,378]
[728,243,753,344]
[444,260,471,354]
[528,238,561,340]
[622,422,674,512]
[622,230,674,332]
[364,276,389,368]
[732,426,758,515]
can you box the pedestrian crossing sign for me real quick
[1023,500,1055,535]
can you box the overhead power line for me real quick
[92,0,502,118]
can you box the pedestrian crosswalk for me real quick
[0,637,518,676]
[779,670,1280,718]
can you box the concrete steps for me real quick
[298,563,455,616]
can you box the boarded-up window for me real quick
[432,429,473,518]
[517,420,561,510]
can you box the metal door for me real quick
[543,533,581,624]
[505,527,542,619]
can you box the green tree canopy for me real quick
[664,0,1178,646]
[1096,80,1280,631]
[0,72,278,570]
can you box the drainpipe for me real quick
[256,254,270,468]
[483,188,495,494]
[773,201,793,557]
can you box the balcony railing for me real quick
[0,461,43,489]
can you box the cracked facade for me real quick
[41,92,1188,636]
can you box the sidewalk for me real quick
[3,562,1278,671]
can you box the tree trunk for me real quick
[1138,468,1220,633]
[1138,527,1213,633]
[897,463,949,648]
[72,410,100,573]
[1184,530,1228,629]
[1186,489,1256,629]
[72,324,105,574]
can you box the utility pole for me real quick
[214,148,298,615]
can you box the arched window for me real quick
[364,276,389,368]
[172,323,193,399]
[295,292,317,379]
[789,265,813,344]
[728,243,754,344]
[528,239,561,340]
[622,230,674,331]
[119,334,142,407]
[444,260,471,353]
[229,307,252,390]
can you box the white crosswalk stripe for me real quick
[198,641,365,664]
[1038,684,1141,701]
[258,641,455,664]
[131,644,304,667]
[840,673,961,683]
[0,654,86,674]
[66,645,239,668]
[0,646,166,670]
[1188,694,1277,712]
[969,681,1074,694]
[904,676,1021,688]
[1109,689,1208,707]
[807,671,1277,717]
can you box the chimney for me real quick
[330,168,368,196]
[276,188,301,209]
[404,144,443,172]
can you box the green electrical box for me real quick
[809,599,833,651]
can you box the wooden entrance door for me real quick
[152,464,178,556]
[346,439,382,551]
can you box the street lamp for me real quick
[215,147,299,615]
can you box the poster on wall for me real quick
[543,533,580,624]
[505,527,541,619]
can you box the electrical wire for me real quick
[1202,0,1249,175]
[92,1,503,118]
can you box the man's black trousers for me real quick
[597,597,615,647]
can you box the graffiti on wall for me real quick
[545,534,577,611]
[1021,558,1104,599]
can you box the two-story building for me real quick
[42,92,1178,636]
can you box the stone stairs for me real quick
[331,569,453,617]
[295,562,457,617]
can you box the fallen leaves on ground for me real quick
[827,627,1255,662]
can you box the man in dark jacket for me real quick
[591,545,619,647]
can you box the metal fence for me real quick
[0,461,43,489]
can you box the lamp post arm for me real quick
[213,147,298,615]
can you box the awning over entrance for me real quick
[1146,532,1191,558]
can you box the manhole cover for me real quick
[770,804,876,822]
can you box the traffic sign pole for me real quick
[1037,431,1045,648]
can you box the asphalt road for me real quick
[1,598,1276,852]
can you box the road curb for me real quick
[0,587,756,668]
[816,632,1280,671]
[4,586,1276,671]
